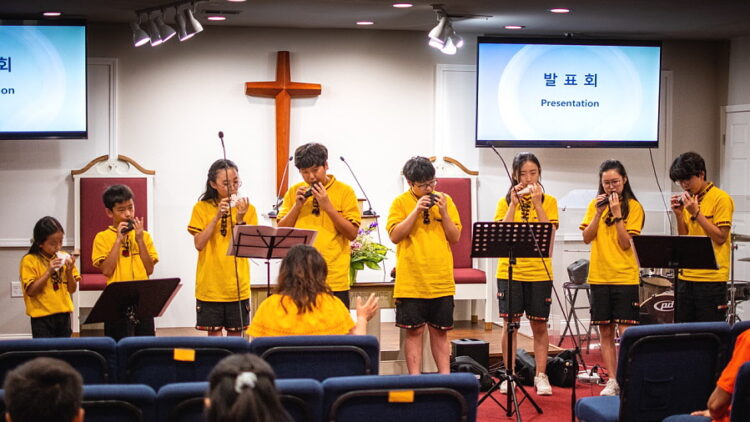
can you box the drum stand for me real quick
[728,233,750,324]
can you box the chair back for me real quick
[83,384,156,422]
[436,177,472,268]
[731,362,750,422]
[0,337,117,384]
[616,322,730,422]
[250,335,379,381]
[278,378,325,422]
[156,382,207,422]
[323,373,478,422]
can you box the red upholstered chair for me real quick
[71,155,155,334]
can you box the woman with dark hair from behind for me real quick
[205,353,290,422]
[247,244,378,337]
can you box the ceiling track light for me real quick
[133,0,205,47]
[130,15,150,47]
[427,6,463,55]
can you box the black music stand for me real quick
[228,225,317,295]
[472,222,553,421]
[84,278,181,337]
[632,235,718,323]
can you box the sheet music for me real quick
[227,225,318,259]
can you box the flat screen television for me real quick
[476,37,661,148]
[0,18,87,139]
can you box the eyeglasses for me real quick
[220,180,242,190]
[414,180,437,190]
[602,179,623,187]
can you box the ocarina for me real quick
[229,193,247,208]
[121,219,135,234]
[54,251,69,269]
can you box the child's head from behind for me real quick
[3,357,83,422]
[277,244,329,313]
[206,354,287,422]
[201,159,240,202]
[294,143,328,185]
[28,216,64,257]
[103,184,135,225]
[403,156,436,197]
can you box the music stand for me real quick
[228,225,317,295]
[472,222,553,421]
[84,278,181,337]
[632,235,718,323]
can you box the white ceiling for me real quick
[3,0,750,40]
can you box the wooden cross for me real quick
[245,51,322,195]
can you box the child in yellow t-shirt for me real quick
[276,143,361,308]
[247,244,377,337]
[20,216,80,338]
[669,151,734,323]
[387,156,461,375]
[92,184,159,341]
[580,159,644,397]
[494,152,558,396]
[188,159,257,337]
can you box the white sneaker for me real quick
[600,379,620,396]
[499,380,508,394]
[534,373,552,396]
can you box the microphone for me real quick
[339,156,376,216]
[268,156,293,218]
[218,131,225,150]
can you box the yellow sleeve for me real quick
[445,194,462,232]
[341,186,361,228]
[579,199,596,230]
[69,264,82,282]
[276,186,296,220]
[19,255,41,290]
[386,195,407,234]
[91,231,110,268]
[188,202,207,234]
[713,192,734,228]
[144,231,159,263]
[494,197,509,221]
[246,203,259,225]
[246,298,273,337]
[626,200,645,235]
[545,195,559,227]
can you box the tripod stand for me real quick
[472,221,552,421]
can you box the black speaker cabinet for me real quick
[451,338,489,370]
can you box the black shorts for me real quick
[497,279,552,322]
[196,299,250,332]
[30,312,72,338]
[332,290,350,309]
[395,296,454,330]
[590,284,640,325]
[675,279,727,323]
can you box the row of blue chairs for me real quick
[0,373,479,422]
[0,335,380,390]
[575,320,750,422]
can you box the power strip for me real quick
[577,371,601,384]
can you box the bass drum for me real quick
[640,291,674,325]
[639,268,673,303]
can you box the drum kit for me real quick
[639,232,750,325]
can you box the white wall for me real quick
[0,24,730,334]
[728,35,750,106]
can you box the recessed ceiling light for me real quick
[207,15,226,21]
[392,3,413,7]
[505,25,525,29]
[549,8,570,13]
[43,12,62,17]
[356,21,374,25]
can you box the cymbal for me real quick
[739,257,750,262]
[733,233,750,243]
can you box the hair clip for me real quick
[234,372,257,393]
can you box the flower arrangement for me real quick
[349,221,390,285]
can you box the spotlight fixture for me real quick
[133,0,205,47]
[427,6,463,55]
[130,16,150,47]
[155,11,177,42]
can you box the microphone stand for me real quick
[340,156,376,216]
[268,156,293,219]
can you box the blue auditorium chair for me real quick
[83,384,156,422]
[277,378,324,422]
[576,322,730,422]
[249,335,379,381]
[156,381,207,422]
[0,337,117,384]
[322,373,479,422]
[116,336,250,390]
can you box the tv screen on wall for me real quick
[0,18,87,139]
[476,37,661,148]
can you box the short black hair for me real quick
[3,357,83,422]
[102,184,134,210]
[669,151,707,182]
[294,143,328,169]
[402,156,435,183]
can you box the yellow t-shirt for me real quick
[387,190,462,299]
[19,253,80,318]
[188,200,258,302]
[494,194,559,281]
[91,227,159,284]
[277,175,361,292]
[678,182,733,282]
[579,198,644,285]
[246,293,355,337]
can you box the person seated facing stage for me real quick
[669,151,734,323]
[205,353,289,422]
[247,244,378,337]
[92,184,159,341]
[3,357,84,422]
